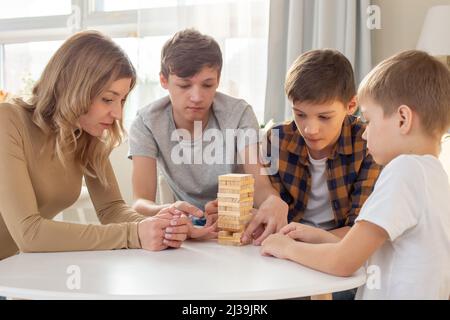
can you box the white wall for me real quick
[109,140,134,205]
[372,0,450,65]
[58,140,133,224]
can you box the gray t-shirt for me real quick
[128,92,260,210]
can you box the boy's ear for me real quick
[397,105,413,134]
[160,73,169,89]
[347,96,358,115]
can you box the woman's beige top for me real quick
[0,103,145,260]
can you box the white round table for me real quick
[0,240,366,300]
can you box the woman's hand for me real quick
[138,207,189,251]
[171,200,204,219]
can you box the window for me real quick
[0,0,71,19]
[4,41,63,96]
[0,0,269,125]
[96,0,237,12]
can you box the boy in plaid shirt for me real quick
[261,49,381,240]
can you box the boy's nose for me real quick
[189,86,203,103]
[304,124,319,135]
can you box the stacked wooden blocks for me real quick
[217,174,254,246]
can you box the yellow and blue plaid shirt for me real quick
[264,115,381,227]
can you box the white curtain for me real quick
[123,0,270,128]
[264,0,372,124]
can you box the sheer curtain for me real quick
[122,0,270,129]
[264,0,372,124]
[102,0,270,203]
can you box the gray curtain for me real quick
[264,0,372,124]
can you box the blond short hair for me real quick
[16,30,136,186]
[358,50,450,137]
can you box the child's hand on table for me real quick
[281,222,340,244]
[260,233,294,259]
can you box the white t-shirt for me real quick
[355,155,450,300]
[302,155,335,229]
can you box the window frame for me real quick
[0,0,269,123]
[0,0,268,42]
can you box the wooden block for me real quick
[218,224,244,232]
[218,221,246,232]
[218,224,246,232]
[217,195,253,203]
[218,217,243,225]
[218,174,254,188]
[218,174,254,181]
[217,231,242,239]
[218,219,240,227]
[232,232,243,239]
[218,203,253,209]
[218,207,252,214]
[218,230,232,237]
[217,198,253,205]
[217,192,253,199]
[218,181,254,188]
[218,209,252,217]
[218,231,244,246]
[218,214,251,224]
[218,215,251,232]
[218,187,254,195]
[218,206,253,213]
[217,200,253,208]
[217,238,243,246]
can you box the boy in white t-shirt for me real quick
[261,50,450,299]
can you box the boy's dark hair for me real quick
[285,49,356,105]
[358,50,450,137]
[160,29,223,79]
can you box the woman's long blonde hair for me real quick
[16,30,136,186]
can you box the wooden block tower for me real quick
[217,174,254,246]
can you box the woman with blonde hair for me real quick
[0,30,198,260]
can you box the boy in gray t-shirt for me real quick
[129,93,258,212]
[128,29,288,244]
